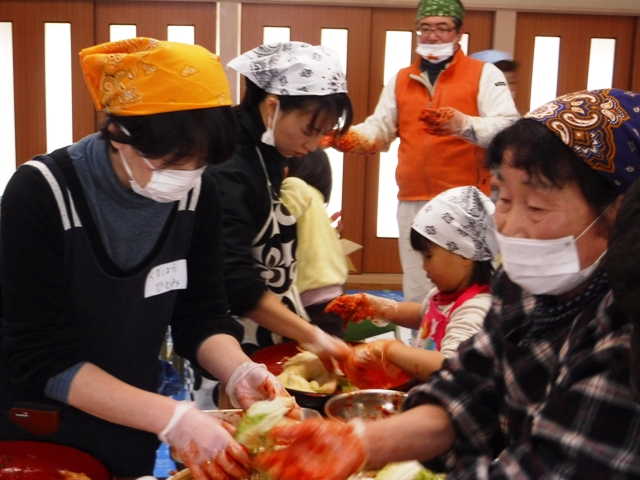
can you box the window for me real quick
[0,22,16,193]
[377,31,412,238]
[530,36,560,111]
[45,22,73,152]
[263,27,290,44]
[587,38,616,90]
[168,25,195,45]
[110,24,136,41]
[321,28,349,216]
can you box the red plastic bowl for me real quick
[0,441,111,480]
[251,342,414,411]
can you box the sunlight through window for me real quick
[378,31,412,238]
[45,23,73,152]
[460,33,469,55]
[168,26,195,45]
[0,22,16,193]
[263,27,290,44]
[587,38,616,90]
[321,28,349,215]
[530,36,560,111]
[110,24,137,42]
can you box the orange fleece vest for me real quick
[395,50,490,201]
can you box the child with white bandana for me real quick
[334,185,497,382]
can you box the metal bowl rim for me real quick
[323,389,408,416]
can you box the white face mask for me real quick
[495,212,607,296]
[261,100,280,147]
[119,150,205,203]
[416,42,456,63]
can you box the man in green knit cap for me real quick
[324,0,519,309]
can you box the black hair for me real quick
[409,228,494,287]
[287,149,333,203]
[236,78,353,136]
[100,107,237,167]
[494,59,518,73]
[486,118,619,221]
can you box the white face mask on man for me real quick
[119,150,205,203]
[415,42,456,63]
[495,210,609,296]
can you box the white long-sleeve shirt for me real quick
[350,61,520,152]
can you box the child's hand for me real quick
[325,293,398,327]
[341,340,403,389]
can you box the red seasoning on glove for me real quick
[253,418,367,480]
[325,293,377,328]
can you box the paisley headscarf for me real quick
[79,37,231,116]
[227,41,347,96]
[526,89,640,193]
[411,186,497,261]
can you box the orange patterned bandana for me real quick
[79,37,231,116]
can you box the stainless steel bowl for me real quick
[324,389,407,422]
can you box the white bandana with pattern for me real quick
[411,186,498,261]
[228,41,347,96]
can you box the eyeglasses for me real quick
[416,26,457,37]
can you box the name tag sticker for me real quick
[145,259,188,298]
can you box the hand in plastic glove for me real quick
[319,131,338,149]
[225,362,301,419]
[420,107,468,136]
[325,293,398,327]
[320,129,385,156]
[253,417,367,480]
[299,325,351,373]
[341,340,403,389]
[160,401,250,480]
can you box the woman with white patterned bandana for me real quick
[207,42,354,406]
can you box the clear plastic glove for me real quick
[225,362,300,419]
[159,401,250,480]
[325,293,398,327]
[253,417,368,480]
[420,106,468,136]
[319,129,384,156]
[342,340,403,389]
[299,325,351,373]
[319,131,337,149]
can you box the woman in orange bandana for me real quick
[0,38,294,479]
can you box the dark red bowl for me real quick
[251,341,415,411]
[0,440,111,480]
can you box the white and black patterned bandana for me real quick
[411,186,498,261]
[227,41,347,96]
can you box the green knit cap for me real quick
[416,0,465,22]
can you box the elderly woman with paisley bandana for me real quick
[252,89,640,480]
[207,42,354,401]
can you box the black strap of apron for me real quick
[35,148,186,277]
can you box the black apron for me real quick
[0,151,200,477]
[237,148,309,351]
